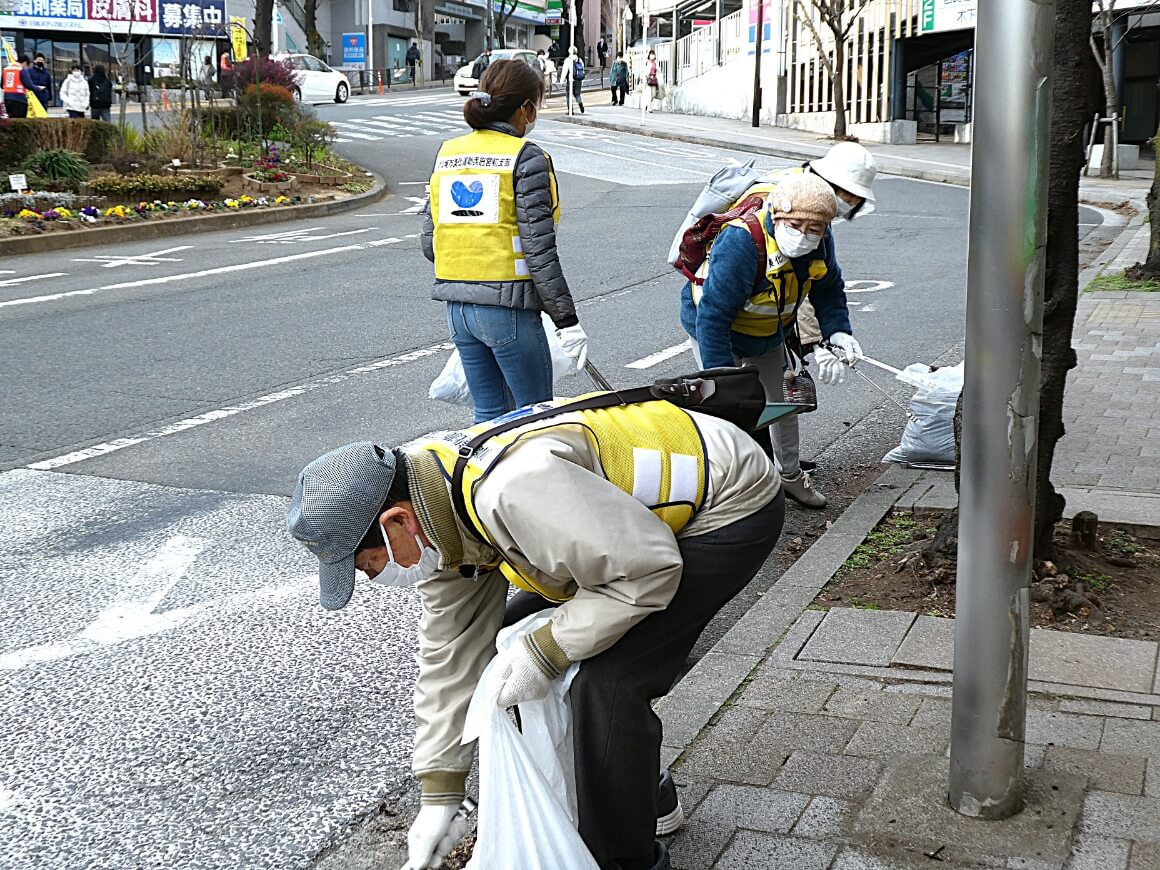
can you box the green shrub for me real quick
[20,149,92,183]
[238,83,298,137]
[194,105,243,140]
[0,119,118,170]
[88,173,224,198]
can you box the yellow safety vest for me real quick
[691,206,828,338]
[429,128,560,283]
[426,398,708,602]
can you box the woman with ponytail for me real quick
[422,59,587,423]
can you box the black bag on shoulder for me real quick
[449,366,767,541]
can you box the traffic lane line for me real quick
[0,235,417,311]
[25,341,455,471]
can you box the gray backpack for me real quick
[666,159,763,267]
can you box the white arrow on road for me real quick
[72,246,193,269]
[0,536,310,672]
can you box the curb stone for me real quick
[656,464,924,770]
[0,172,389,258]
[552,114,972,186]
[1078,195,1150,289]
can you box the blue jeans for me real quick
[446,302,553,423]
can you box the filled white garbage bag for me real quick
[429,314,580,407]
[463,613,599,870]
[882,362,964,465]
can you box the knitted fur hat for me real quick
[766,173,839,225]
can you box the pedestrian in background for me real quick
[422,59,587,423]
[470,48,491,83]
[609,51,629,106]
[200,56,216,102]
[642,49,661,111]
[88,64,113,122]
[597,36,608,69]
[406,42,421,85]
[536,49,552,105]
[564,45,585,114]
[59,64,89,118]
[28,52,53,108]
[2,55,30,119]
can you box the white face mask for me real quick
[774,223,823,259]
[369,524,440,588]
[835,198,855,220]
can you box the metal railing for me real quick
[627,9,745,90]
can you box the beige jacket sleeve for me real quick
[473,434,686,663]
[412,566,507,803]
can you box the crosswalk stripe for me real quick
[329,129,381,141]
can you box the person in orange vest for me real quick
[2,55,30,119]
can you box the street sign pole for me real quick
[751,0,763,127]
[948,0,1055,820]
[367,0,375,89]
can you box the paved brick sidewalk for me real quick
[665,606,1160,870]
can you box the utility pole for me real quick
[487,0,494,50]
[948,0,1055,820]
[750,0,763,127]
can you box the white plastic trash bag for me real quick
[463,613,598,870]
[429,314,580,407]
[882,362,964,465]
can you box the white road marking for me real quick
[845,280,895,293]
[72,245,193,268]
[401,196,426,214]
[0,272,67,287]
[626,340,691,369]
[25,341,453,471]
[861,304,878,312]
[0,237,406,310]
[533,135,712,177]
[229,226,374,245]
[79,535,206,645]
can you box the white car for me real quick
[453,48,541,96]
[281,53,350,104]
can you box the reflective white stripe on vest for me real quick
[669,453,700,506]
[514,259,530,277]
[744,301,783,315]
[512,236,523,253]
[631,448,662,505]
[434,153,518,172]
[630,448,700,508]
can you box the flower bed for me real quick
[293,165,354,187]
[0,195,297,237]
[241,172,298,194]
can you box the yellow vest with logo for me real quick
[691,206,828,338]
[426,399,708,602]
[429,129,560,283]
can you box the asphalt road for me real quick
[0,87,1106,869]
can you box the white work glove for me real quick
[814,346,846,386]
[496,641,556,708]
[828,332,864,365]
[555,324,589,370]
[404,804,468,870]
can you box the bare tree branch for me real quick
[793,0,835,77]
[840,0,874,39]
[1090,30,1106,75]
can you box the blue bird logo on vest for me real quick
[450,179,485,216]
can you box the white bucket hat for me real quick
[809,142,877,218]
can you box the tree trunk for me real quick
[831,24,846,139]
[1034,0,1092,560]
[1126,120,1160,279]
[305,0,325,58]
[254,0,273,57]
[1098,11,1117,178]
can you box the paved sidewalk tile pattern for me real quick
[670,609,1160,869]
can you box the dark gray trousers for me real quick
[503,492,785,869]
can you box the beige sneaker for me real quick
[782,469,827,508]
